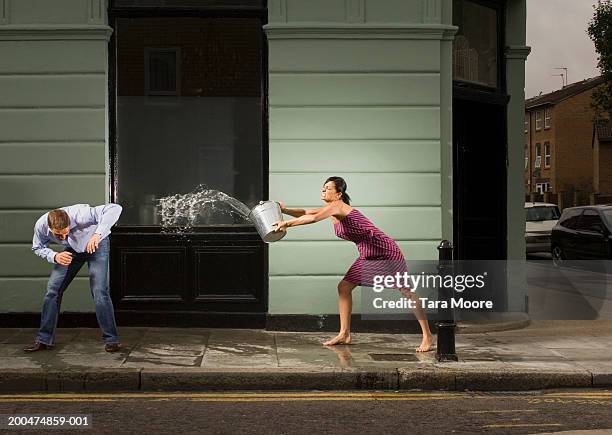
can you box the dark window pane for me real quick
[114,17,263,226]
[146,49,178,94]
[452,0,498,87]
[577,210,603,231]
[560,209,582,229]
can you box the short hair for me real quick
[47,209,70,231]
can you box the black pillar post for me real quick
[436,240,458,362]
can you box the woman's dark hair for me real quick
[325,176,351,205]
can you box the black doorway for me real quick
[453,95,508,261]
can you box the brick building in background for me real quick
[594,118,612,195]
[524,76,609,205]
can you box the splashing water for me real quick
[158,185,252,232]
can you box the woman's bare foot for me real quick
[416,334,434,352]
[323,332,351,346]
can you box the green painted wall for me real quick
[266,0,456,314]
[0,0,111,313]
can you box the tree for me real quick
[587,0,612,119]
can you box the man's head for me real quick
[47,209,70,240]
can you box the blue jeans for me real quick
[36,237,119,346]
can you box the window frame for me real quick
[544,107,551,129]
[107,1,269,230]
[544,141,551,168]
[535,111,542,130]
[535,143,541,168]
[144,47,181,97]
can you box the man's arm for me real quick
[91,203,123,239]
[31,219,57,264]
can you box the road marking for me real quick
[0,391,611,403]
[0,392,478,400]
[482,423,563,429]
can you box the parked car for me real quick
[551,205,612,263]
[525,202,561,253]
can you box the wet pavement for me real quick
[0,321,611,391]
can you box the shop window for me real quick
[114,16,264,225]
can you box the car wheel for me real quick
[552,245,565,267]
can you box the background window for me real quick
[524,144,528,170]
[524,114,529,133]
[535,111,542,130]
[544,142,551,168]
[535,143,541,168]
[544,107,551,129]
[145,48,180,96]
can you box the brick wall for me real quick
[117,17,262,97]
[554,88,598,193]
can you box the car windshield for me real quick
[604,210,612,227]
[525,206,560,222]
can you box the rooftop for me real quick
[526,76,606,110]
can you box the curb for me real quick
[0,367,608,393]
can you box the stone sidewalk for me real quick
[1,321,611,392]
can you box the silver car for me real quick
[525,202,561,253]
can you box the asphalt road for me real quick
[526,253,612,320]
[0,390,611,434]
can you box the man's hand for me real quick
[86,234,102,254]
[54,252,73,266]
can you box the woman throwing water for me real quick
[273,176,434,352]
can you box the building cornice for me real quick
[0,25,113,41]
[264,23,458,40]
[505,45,531,60]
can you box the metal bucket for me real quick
[248,200,286,243]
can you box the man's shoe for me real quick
[23,342,53,353]
[104,343,121,353]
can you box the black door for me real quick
[452,0,507,313]
[453,96,507,261]
[108,1,268,327]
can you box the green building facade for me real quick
[0,0,529,326]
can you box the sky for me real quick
[525,0,601,98]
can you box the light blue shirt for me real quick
[32,203,123,264]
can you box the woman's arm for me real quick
[280,201,323,218]
[282,207,306,218]
[279,203,341,229]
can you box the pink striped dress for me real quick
[333,208,410,289]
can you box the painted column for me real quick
[505,0,531,312]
